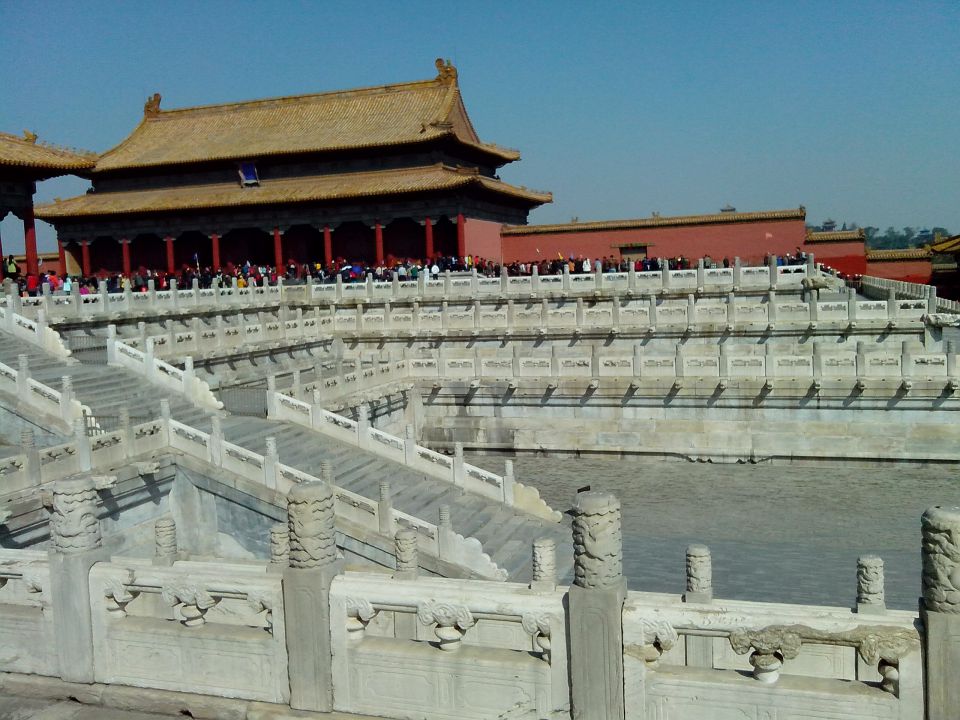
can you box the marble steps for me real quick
[0,329,569,581]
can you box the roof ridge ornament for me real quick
[144,93,162,117]
[22,130,38,144]
[435,58,457,82]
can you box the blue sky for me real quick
[2,1,957,252]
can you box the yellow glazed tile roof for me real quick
[931,234,960,254]
[35,164,551,219]
[95,60,519,172]
[865,247,932,262]
[804,229,866,243]
[0,131,95,172]
[501,208,806,236]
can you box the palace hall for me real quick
[35,60,551,276]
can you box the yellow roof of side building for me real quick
[0,131,95,172]
[502,208,806,236]
[35,164,552,219]
[93,60,519,173]
[804,229,866,243]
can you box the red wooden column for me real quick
[273,227,284,269]
[165,235,175,274]
[57,239,67,277]
[210,232,221,270]
[23,207,38,277]
[456,212,466,259]
[374,220,384,265]
[424,217,434,260]
[120,238,131,276]
[323,224,333,265]
[80,239,92,276]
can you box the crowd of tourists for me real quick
[3,249,808,297]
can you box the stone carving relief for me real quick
[269,524,290,565]
[287,481,336,569]
[572,492,622,590]
[921,506,960,613]
[521,612,555,662]
[246,591,274,634]
[632,618,678,667]
[104,572,137,617]
[417,601,475,652]
[729,627,802,684]
[161,584,218,627]
[50,478,101,554]
[345,597,378,642]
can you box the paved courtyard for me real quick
[469,454,959,609]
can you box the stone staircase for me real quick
[0,328,573,582]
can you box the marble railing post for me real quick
[154,517,178,565]
[452,442,465,488]
[48,477,108,682]
[182,356,196,399]
[208,415,223,465]
[569,491,626,720]
[503,458,515,506]
[531,537,556,592]
[562,265,571,292]
[118,405,132,459]
[660,263,670,292]
[394,527,419,579]
[886,287,898,323]
[16,353,29,397]
[856,554,885,614]
[648,294,658,331]
[733,257,742,290]
[403,423,418,465]
[847,287,858,327]
[263,437,279,490]
[356,404,370,449]
[921,505,960,720]
[683,544,714,668]
[378,479,393,535]
[726,291,737,328]
[266,374,277,416]
[927,285,938,315]
[767,290,777,329]
[73,416,91,472]
[20,428,40,487]
[59,374,76,425]
[767,255,777,290]
[696,258,705,292]
[283,480,340,712]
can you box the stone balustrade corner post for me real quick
[921,505,960,720]
[568,491,626,720]
[283,479,341,712]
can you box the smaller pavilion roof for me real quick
[0,131,96,173]
[502,207,806,236]
[35,164,551,219]
[94,60,519,173]
[804,229,866,244]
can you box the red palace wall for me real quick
[500,219,807,265]
[464,218,505,262]
[802,241,867,277]
[866,260,932,285]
